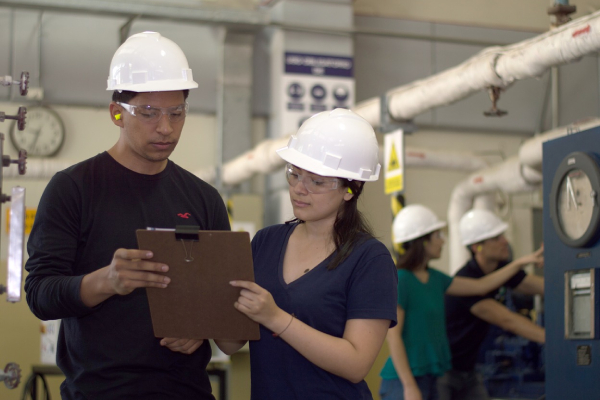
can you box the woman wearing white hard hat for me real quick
[228,109,398,399]
[379,205,541,400]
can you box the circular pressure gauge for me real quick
[549,151,600,247]
[9,106,65,157]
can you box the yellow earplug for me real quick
[115,113,121,120]
[347,188,353,194]
[477,245,483,252]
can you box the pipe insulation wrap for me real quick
[353,9,600,123]
[518,118,600,169]
[447,156,541,273]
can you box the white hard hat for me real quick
[107,31,198,92]
[392,204,447,244]
[276,108,381,181]
[459,209,508,246]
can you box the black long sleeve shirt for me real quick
[25,152,230,400]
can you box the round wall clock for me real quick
[9,106,65,157]
[549,151,600,247]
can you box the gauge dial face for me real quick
[557,169,595,240]
[9,106,65,157]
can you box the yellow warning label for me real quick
[6,208,37,235]
[385,175,403,194]
[388,144,400,171]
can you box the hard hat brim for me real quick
[276,146,380,182]
[393,220,447,244]
[107,80,198,92]
[461,222,508,246]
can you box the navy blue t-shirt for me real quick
[249,223,398,400]
[444,258,526,371]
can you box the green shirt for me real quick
[380,268,453,379]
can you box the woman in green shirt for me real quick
[379,204,543,400]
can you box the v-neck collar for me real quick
[278,223,333,288]
[411,268,431,285]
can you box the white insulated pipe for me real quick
[519,117,600,170]
[353,9,600,126]
[404,147,488,172]
[447,118,600,273]
[447,157,543,274]
[2,140,489,183]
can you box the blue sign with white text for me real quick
[285,52,353,77]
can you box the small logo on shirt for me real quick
[177,212,191,219]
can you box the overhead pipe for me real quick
[447,157,542,274]
[2,140,489,182]
[448,117,600,273]
[353,9,600,126]
[190,9,600,188]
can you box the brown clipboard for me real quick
[136,228,260,341]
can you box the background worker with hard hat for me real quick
[24,32,231,399]
[379,205,543,400]
[438,209,545,400]
[226,109,398,399]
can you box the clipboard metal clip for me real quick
[175,225,199,263]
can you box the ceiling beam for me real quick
[0,0,271,27]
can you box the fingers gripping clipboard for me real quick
[136,227,260,341]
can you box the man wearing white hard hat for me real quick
[24,32,230,399]
[438,209,545,400]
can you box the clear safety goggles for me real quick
[285,163,339,194]
[116,102,189,124]
[432,230,445,240]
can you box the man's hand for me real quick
[80,248,171,308]
[106,248,171,295]
[517,244,544,269]
[160,338,204,354]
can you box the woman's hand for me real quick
[404,383,423,400]
[229,280,282,326]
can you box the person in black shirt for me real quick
[438,209,544,400]
[24,32,231,400]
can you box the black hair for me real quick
[286,178,374,270]
[397,233,432,271]
[467,245,477,258]
[111,90,190,103]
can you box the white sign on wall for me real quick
[281,52,354,135]
[41,319,60,364]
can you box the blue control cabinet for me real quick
[543,126,600,400]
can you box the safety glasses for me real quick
[116,102,189,124]
[285,164,339,194]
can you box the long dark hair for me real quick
[286,178,374,270]
[397,233,431,271]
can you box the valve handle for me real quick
[0,72,29,97]
[0,362,21,389]
[19,72,29,96]
[17,106,26,131]
[16,149,27,175]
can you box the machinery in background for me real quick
[543,126,600,400]
[477,288,545,399]
[0,71,29,390]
